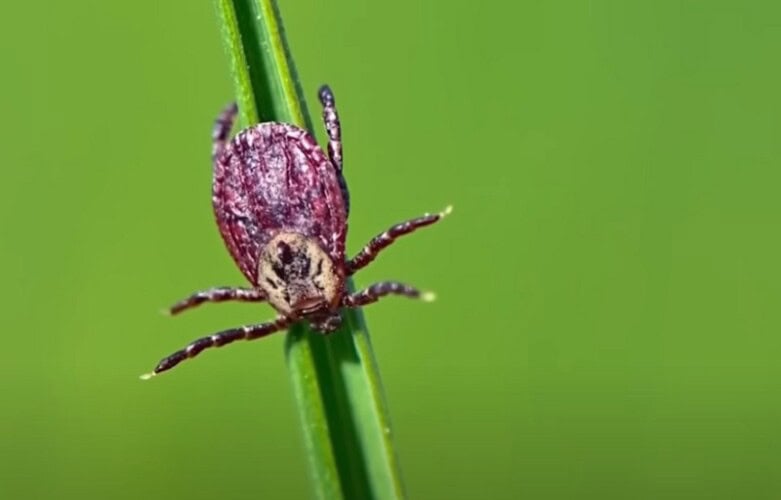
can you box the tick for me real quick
[142,85,450,378]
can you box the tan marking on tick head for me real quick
[258,232,342,317]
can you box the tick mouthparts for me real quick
[293,296,326,314]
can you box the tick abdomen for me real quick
[213,122,348,286]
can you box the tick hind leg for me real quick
[168,286,266,315]
[347,206,452,275]
[212,102,238,161]
[318,85,342,172]
[318,85,350,214]
[342,281,435,308]
[141,316,292,378]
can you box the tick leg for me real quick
[342,281,435,308]
[347,206,452,275]
[141,316,292,378]
[168,287,266,315]
[318,85,342,172]
[212,102,238,162]
[318,85,350,214]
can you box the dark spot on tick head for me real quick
[301,253,311,276]
[265,278,279,289]
[272,263,287,280]
[277,241,294,264]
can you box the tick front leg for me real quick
[168,286,266,315]
[342,281,435,308]
[212,102,238,162]
[141,316,292,378]
[347,206,452,275]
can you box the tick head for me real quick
[311,313,343,334]
[258,232,342,317]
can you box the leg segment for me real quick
[347,206,452,275]
[318,85,342,171]
[212,102,238,162]
[141,316,292,378]
[318,84,350,214]
[168,287,266,315]
[342,281,434,308]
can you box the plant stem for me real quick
[215,1,406,498]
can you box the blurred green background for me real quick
[1,1,780,498]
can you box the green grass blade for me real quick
[215,1,406,498]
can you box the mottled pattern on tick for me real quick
[141,86,452,379]
[213,124,348,286]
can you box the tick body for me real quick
[142,86,450,378]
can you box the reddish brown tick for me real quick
[142,86,450,378]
